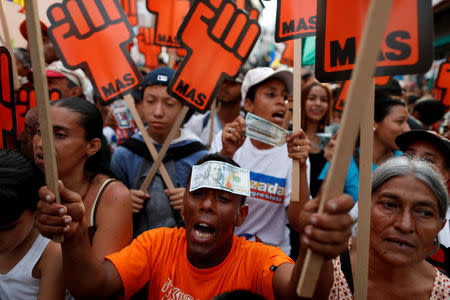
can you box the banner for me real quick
[435,56,450,108]
[275,0,316,42]
[119,0,138,26]
[137,27,162,70]
[0,46,16,149]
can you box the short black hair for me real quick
[374,94,406,123]
[0,149,45,225]
[191,153,247,205]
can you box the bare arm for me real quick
[37,242,66,300]
[36,182,123,298]
[92,181,133,259]
[273,194,354,299]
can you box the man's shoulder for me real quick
[234,235,292,262]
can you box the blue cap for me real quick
[138,67,175,100]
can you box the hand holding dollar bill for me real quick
[245,113,291,147]
[190,161,250,196]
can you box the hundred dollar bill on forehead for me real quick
[190,161,250,196]
[245,112,291,147]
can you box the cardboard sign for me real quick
[119,0,137,26]
[235,0,260,20]
[168,0,260,112]
[137,27,162,70]
[47,0,143,104]
[316,0,433,82]
[281,39,294,66]
[335,76,393,111]
[435,56,450,108]
[275,0,316,42]
[0,46,16,149]
[147,0,191,48]
[15,87,61,134]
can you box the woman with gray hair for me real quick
[329,156,449,299]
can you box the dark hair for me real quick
[192,153,246,205]
[413,98,446,127]
[374,94,406,123]
[0,149,45,225]
[51,97,113,179]
[301,81,333,131]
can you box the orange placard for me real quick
[316,0,433,82]
[281,39,294,67]
[275,0,316,42]
[235,0,259,20]
[435,56,450,108]
[16,87,61,134]
[0,46,16,149]
[47,0,143,104]
[335,76,393,111]
[137,27,162,70]
[119,0,137,26]
[168,0,260,112]
[147,0,191,48]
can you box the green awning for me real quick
[434,34,450,48]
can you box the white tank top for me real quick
[0,234,50,300]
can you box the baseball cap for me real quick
[139,67,175,99]
[45,61,84,88]
[20,20,48,40]
[396,130,450,165]
[241,67,293,102]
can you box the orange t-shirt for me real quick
[106,227,293,300]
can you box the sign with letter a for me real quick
[275,0,316,42]
[47,0,142,104]
[168,0,261,112]
[315,0,433,82]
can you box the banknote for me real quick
[190,161,250,196]
[245,113,291,147]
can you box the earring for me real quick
[427,236,441,257]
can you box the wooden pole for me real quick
[208,98,217,146]
[0,0,20,90]
[123,94,175,190]
[291,38,302,202]
[354,82,374,300]
[140,105,189,191]
[297,0,393,296]
[24,0,63,242]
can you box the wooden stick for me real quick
[24,0,63,243]
[208,98,217,147]
[0,0,20,90]
[291,38,302,202]
[354,82,374,300]
[123,94,175,190]
[297,0,393,297]
[140,105,189,191]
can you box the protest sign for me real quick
[15,87,61,134]
[297,0,395,297]
[235,0,260,20]
[168,0,261,112]
[120,0,137,26]
[275,0,316,42]
[47,0,142,104]
[0,0,20,90]
[0,46,16,149]
[137,27,162,70]
[435,56,450,108]
[315,0,433,82]
[147,0,191,48]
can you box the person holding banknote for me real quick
[210,67,311,256]
[35,153,354,299]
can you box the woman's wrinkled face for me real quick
[370,175,444,266]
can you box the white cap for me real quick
[241,67,293,102]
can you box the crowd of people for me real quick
[0,17,449,300]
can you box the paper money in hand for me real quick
[190,161,250,196]
[245,113,291,147]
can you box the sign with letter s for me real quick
[315,0,433,82]
[275,0,316,42]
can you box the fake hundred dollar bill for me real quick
[190,161,250,196]
[245,112,291,147]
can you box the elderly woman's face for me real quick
[370,175,445,266]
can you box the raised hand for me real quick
[147,0,191,48]
[287,129,311,165]
[137,27,162,70]
[119,0,137,26]
[169,0,260,112]
[220,115,246,158]
[47,0,141,103]
[0,47,16,149]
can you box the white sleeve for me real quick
[209,130,224,153]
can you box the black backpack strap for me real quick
[340,250,355,295]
